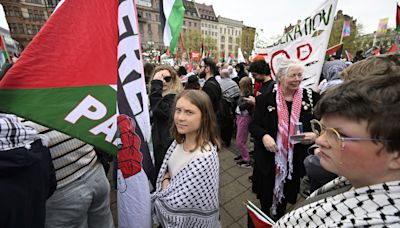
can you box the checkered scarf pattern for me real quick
[0,114,40,151]
[275,177,400,227]
[273,85,303,214]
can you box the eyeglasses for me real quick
[310,119,389,147]
[199,65,206,68]
[163,76,172,82]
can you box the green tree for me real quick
[182,30,202,54]
[328,17,362,55]
[241,28,255,60]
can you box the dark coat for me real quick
[150,80,176,174]
[202,76,222,115]
[250,88,320,208]
[0,140,56,228]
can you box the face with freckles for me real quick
[315,114,394,188]
[174,97,202,138]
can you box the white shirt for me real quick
[168,143,212,178]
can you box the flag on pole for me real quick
[387,43,398,53]
[342,20,351,37]
[247,201,275,228]
[160,0,185,54]
[377,18,389,35]
[345,50,353,61]
[397,4,400,32]
[326,43,343,59]
[0,35,11,66]
[179,31,185,51]
[237,47,245,63]
[0,0,119,154]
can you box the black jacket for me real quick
[150,80,176,174]
[0,140,56,228]
[202,77,222,114]
[250,88,319,203]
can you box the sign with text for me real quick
[255,0,338,90]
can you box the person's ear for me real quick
[388,151,400,170]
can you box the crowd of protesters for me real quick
[1,51,400,228]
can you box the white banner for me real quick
[117,0,152,227]
[256,0,338,90]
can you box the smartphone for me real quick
[289,134,306,144]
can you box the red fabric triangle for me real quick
[388,43,398,53]
[248,208,273,228]
[0,0,118,89]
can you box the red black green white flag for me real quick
[0,0,156,226]
[0,0,119,154]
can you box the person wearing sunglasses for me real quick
[150,65,183,176]
[275,55,400,227]
[250,58,320,220]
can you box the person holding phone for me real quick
[150,65,183,175]
[250,58,319,220]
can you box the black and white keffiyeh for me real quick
[275,176,400,227]
[0,114,42,151]
[151,141,220,228]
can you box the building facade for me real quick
[195,3,218,54]
[136,0,164,50]
[182,0,200,34]
[1,0,59,49]
[217,16,243,59]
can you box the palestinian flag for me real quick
[247,201,275,228]
[0,0,119,154]
[0,34,11,71]
[326,43,343,59]
[160,0,185,54]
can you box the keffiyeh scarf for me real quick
[151,141,220,228]
[0,114,43,151]
[273,85,303,214]
[275,176,400,227]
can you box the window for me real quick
[224,28,226,34]
[221,36,225,42]
[228,45,232,50]
[32,25,38,34]
[26,24,32,34]
[220,28,222,33]
[194,22,196,27]
[17,24,24,34]
[9,23,17,33]
[147,24,152,34]
[14,7,21,17]
[221,44,224,50]
[188,22,191,26]
[139,23,144,35]
[229,37,233,43]
[40,11,45,20]
[28,9,33,19]
[34,10,39,20]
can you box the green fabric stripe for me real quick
[0,86,117,155]
[167,0,185,54]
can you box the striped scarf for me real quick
[273,85,302,214]
[0,114,42,151]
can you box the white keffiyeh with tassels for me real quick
[273,85,303,214]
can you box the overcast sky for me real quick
[196,0,398,38]
[0,4,8,30]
